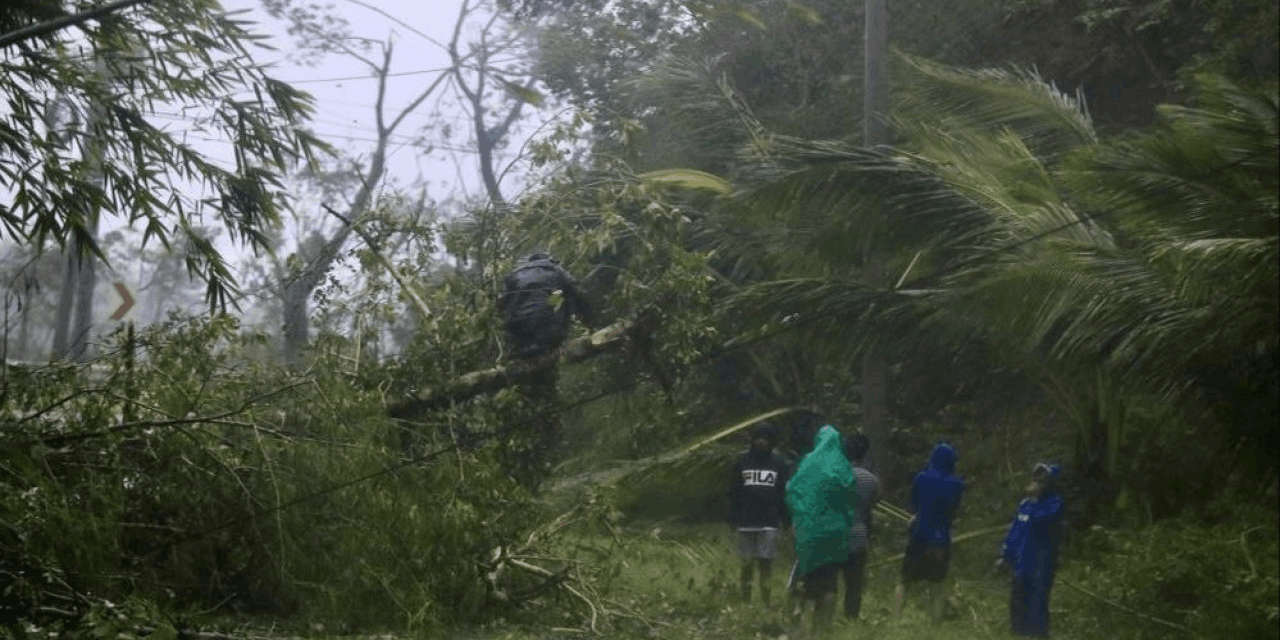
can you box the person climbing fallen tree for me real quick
[494,251,594,487]
[498,251,594,361]
[995,462,1065,638]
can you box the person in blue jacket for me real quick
[895,441,964,624]
[995,462,1065,637]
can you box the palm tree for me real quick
[652,54,1276,516]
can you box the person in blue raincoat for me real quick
[784,425,855,633]
[895,441,964,624]
[995,462,1065,637]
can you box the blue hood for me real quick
[929,442,957,476]
[909,441,965,545]
[1034,462,1061,482]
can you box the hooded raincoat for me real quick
[784,426,855,577]
[908,442,964,546]
[1001,463,1064,637]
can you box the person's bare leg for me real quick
[894,581,907,618]
[758,559,773,606]
[740,561,754,602]
[929,581,947,625]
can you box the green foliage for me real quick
[467,405,1275,640]
[1072,0,1279,86]
[1068,510,1279,640]
[1,0,327,309]
[5,2,1275,636]
[0,311,565,635]
[604,47,1276,523]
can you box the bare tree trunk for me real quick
[863,0,889,145]
[61,56,111,362]
[51,247,77,357]
[448,0,536,274]
[52,236,98,362]
[14,291,32,361]
[279,39,438,364]
[280,275,316,365]
[68,218,98,361]
[861,0,891,474]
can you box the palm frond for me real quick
[1066,75,1278,241]
[895,54,1097,159]
[552,406,808,493]
[627,54,768,170]
[728,139,994,274]
[906,125,1112,251]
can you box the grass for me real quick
[448,519,1096,640]
[212,411,1276,640]
[207,488,1275,640]
[447,506,1279,640]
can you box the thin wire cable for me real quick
[287,66,453,84]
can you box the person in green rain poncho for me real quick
[785,425,856,632]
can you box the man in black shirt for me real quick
[728,423,791,606]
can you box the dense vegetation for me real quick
[1,0,1276,638]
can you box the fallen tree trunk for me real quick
[387,314,648,420]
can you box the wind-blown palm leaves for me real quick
[1065,76,1279,369]
[639,53,1275,508]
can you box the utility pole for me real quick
[861,0,890,472]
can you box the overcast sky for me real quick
[2,0,547,338]
[221,0,519,201]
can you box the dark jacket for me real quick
[728,448,790,529]
[1001,478,1064,582]
[498,256,591,356]
[908,442,964,546]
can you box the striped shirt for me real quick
[849,465,882,552]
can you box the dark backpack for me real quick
[502,259,570,320]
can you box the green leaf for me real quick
[733,8,767,30]
[785,2,823,26]
[147,624,178,640]
[501,79,544,107]
[638,168,733,194]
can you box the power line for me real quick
[286,66,452,85]
[142,108,486,154]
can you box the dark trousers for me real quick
[499,368,560,489]
[1010,574,1052,637]
[839,548,868,618]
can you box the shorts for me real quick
[900,539,950,583]
[735,529,780,560]
[798,562,840,599]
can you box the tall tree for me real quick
[1,0,325,312]
[274,39,443,364]
[722,60,1276,515]
[261,0,543,361]
[860,0,890,472]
